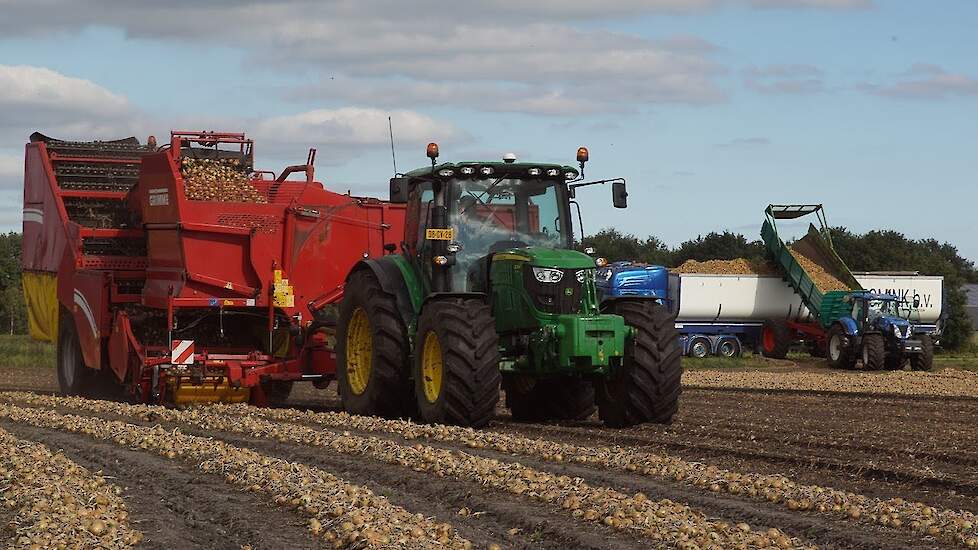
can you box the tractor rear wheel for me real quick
[504,375,596,422]
[57,312,95,396]
[596,300,681,428]
[861,334,885,370]
[760,320,792,359]
[414,298,501,427]
[336,270,413,418]
[827,324,856,370]
[910,335,934,371]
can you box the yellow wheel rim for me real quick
[346,307,372,396]
[421,331,444,404]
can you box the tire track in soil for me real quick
[251,416,936,550]
[0,421,319,550]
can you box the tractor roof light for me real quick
[480,166,494,176]
[459,166,475,175]
[427,142,440,160]
[528,167,542,176]
[564,170,578,180]
[576,147,589,164]
[433,255,449,266]
[546,168,560,177]
[437,168,454,178]
[595,257,608,267]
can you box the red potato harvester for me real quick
[22,131,405,405]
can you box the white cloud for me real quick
[0,154,20,178]
[0,64,130,122]
[863,64,978,100]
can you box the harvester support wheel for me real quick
[260,380,294,406]
[827,324,857,370]
[414,298,501,427]
[336,270,413,418]
[861,334,885,370]
[910,334,934,371]
[57,311,95,396]
[596,300,682,428]
[760,320,792,359]
[503,375,596,422]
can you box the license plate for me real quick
[425,228,454,240]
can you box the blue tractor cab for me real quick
[596,261,669,301]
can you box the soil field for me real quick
[1,363,976,549]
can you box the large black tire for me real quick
[336,270,414,418]
[760,320,792,359]
[57,312,95,396]
[861,333,885,371]
[260,380,294,406]
[503,375,596,422]
[414,298,501,427]
[910,334,934,371]
[827,324,857,370]
[716,337,742,358]
[596,300,682,428]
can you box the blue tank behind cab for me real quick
[596,261,749,358]
[595,261,670,301]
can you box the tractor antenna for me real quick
[388,116,398,176]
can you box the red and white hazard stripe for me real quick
[171,340,195,365]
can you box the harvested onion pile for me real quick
[181,158,266,203]
[788,246,849,292]
[0,426,141,549]
[0,402,470,549]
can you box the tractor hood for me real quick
[495,247,597,269]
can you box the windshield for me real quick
[867,299,897,320]
[447,177,568,290]
[451,177,567,249]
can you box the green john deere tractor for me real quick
[336,143,681,428]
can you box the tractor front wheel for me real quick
[910,334,934,371]
[336,270,413,418]
[596,300,682,428]
[414,298,501,427]
[861,334,885,371]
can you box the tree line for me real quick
[582,228,977,350]
[2,228,975,349]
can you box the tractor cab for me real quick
[390,144,627,295]
[836,290,930,370]
[849,291,913,336]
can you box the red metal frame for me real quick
[23,130,406,404]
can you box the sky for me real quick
[1,0,976,261]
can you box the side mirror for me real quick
[612,181,628,209]
[389,177,409,204]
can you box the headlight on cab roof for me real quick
[532,267,563,283]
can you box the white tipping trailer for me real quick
[667,272,944,357]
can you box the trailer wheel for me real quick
[336,270,413,418]
[596,300,682,428]
[760,320,792,359]
[861,334,885,370]
[57,312,94,396]
[688,337,711,358]
[716,337,742,358]
[827,324,856,370]
[414,298,500,427]
[910,335,934,371]
[504,375,595,422]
